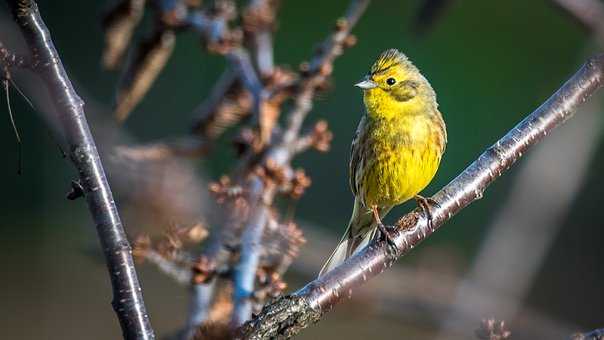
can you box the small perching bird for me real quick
[319,49,447,276]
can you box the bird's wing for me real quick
[349,115,367,197]
[435,109,447,154]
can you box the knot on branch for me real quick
[237,294,320,339]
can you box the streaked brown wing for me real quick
[434,109,447,154]
[349,115,367,197]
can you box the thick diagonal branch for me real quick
[5,1,155,339]
[240,55,604,339]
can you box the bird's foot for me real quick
[414,195,440,230]
[372,205,399,255]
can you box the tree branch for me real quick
[244,0,277,77]
[228,0,370,328]
[281,0,369,144]
[5,1,155,339]
[239,55,604,339]
[230,177,273,327]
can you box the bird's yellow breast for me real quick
[358,107,445,208]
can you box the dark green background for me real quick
[1,1,603,339]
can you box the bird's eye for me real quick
[386,77,396,86]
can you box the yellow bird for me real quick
[319,49,447,276]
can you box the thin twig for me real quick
[191,68,241,137]
[144,249,193,285]
[0,39,30,68]
[114,136,208,161]
[227,0,370,328]
[230,177,273,327]
[226,48,264,124]
[244,0,277,77]
[5,1,155,338]
[2,79,20,144]
[240,55,604,339]
[183,282,217,339]
[281,0,369,144]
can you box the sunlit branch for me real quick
[240,55,604,339]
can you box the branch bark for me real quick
[4,1,155,339]
[239,55,604,339]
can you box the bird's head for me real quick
[356,49,435,117]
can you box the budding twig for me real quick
[240,55,604,339]
[227,0,370,329]
[281,0,369,145]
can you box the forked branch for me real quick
[240,55,604,339]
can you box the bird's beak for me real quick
[355,76,377,89]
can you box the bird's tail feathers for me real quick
[318,199,380,277]
[318,225,376,277]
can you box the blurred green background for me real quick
[1,0,603,339]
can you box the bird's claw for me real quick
[372,205,399,255]
[414,195,439,229]
[377,222,399,255]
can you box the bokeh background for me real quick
[1,0,603,339]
